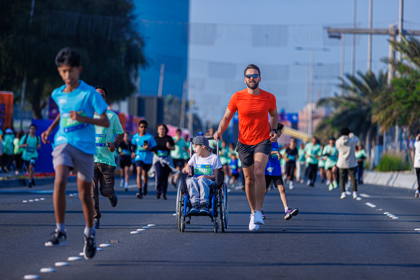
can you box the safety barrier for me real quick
[363,170,417,190]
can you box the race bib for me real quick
[195,164,212,176]
[288,155,296,160]
[230,164,237,170]
[95,134,106,147]
[137,145,146,152]
[27,147,35,153]
[62,112,88,132]
[157,150,168,157]
[122,149,130,155]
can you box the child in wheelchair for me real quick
[182,136,222,215]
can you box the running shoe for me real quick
[333,181,338,189]
[415,190,419,198]
[45,229,67,247]
[163,194,167,200]
[340,192,346,199]
[93,218,100,229]
[307,180,311,186]
[353,191,359,199]
[31,179,36,186]
[326,180,331,186]
[199,204,210,215]
[284,209,293,220]
[190,203,199,214]
[28,182,32,188]
[253,211,264,225]
[83,230,97,260]
[136,192,143,199]
[120,179,124,188]
[291,208,299,216]
[124,182,129,192]
[289,181,294,190]
[328,184,333,191]
[249,214,259,231]
[261,210,266,219]
[109,193,118,207]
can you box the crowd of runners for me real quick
[1,48,412,259]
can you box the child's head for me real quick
[138,120,147,133]
[229,142,235,150]
[222,140,227,148]
[230,153,237,161]
[95,85,107,101]
[123,131,130,142]
[55,47,82,87]
[29,124,37,134]
[192,136,211,156]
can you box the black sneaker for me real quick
[199,204,210,215]
[109,193,118,207]
[31,179,36,186]
[93,218,100,229]
[28,182,32,188]
[45,229,67,247]
[163,194,167,200]
[83,231,97,260]
[136,192,143,199]
[190,203,199,214]
[156,193,161,199]
[143,185,148,196]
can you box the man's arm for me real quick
[41,113,61,144]
[70,111,110,128]
[269,107,279,143]
[214,108,235,140]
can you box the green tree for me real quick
[0,0,146,119]
[315,71,388,148]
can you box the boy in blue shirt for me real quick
[41,48,110,259]
[131,120,157,199]
[229,153,241,189]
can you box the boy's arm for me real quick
[70,111,110,128]
[41,113,60,144]
[182,164,193,176]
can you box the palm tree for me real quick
[315,71,389,156]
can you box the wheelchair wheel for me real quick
[223,184,229,229]
[176,185,182,231]
[181,220,185,232]
[213,221,218,233]
[219,189,225,233]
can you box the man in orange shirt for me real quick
[214,64,279,231]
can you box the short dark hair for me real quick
[340,127,351,136]
[55,47,81,67]
[139,120,148,127]
[95,85,107,97]
[29,124,37,130]
[176,128,181,133]
[156,123,169,135]
[244,64,261,77]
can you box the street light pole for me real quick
[368,0,373,71]
[352,0,357,76]
[309,50,314,135]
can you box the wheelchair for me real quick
[175,137,229,233]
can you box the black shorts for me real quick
[120,158,131,169]
[265,175,284,188]
[24,158,36,168]
[236,139,271,168]
[173,159,185,168]
[135,160,152,172]
[231,173,239,179]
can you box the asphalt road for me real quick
[1,178,420,280]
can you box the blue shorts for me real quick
[24,158,37,168]
[135,160,152,171]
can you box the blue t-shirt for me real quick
[229,159,239,175]
[131,132,157,164]
[52,81,108,155]
[265,142,282,176]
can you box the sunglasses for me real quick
[139,126,147,128]
[245,74,259,79]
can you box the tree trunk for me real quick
[29,77,46,119]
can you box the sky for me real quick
[188,0,420,125]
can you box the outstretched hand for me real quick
[41,130,51,144]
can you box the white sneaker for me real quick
[124,182,129,191]
[326,180,331,186]
[415,190,419,198]
[249,214,259,231]
[120,179,124,188]
[353,191,359,199]
[289,181,294,190]
[340,192,346,199]
[253,211,264,225]
[307,180,311,186]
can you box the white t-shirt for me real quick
[188,153,222,177]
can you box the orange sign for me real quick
[0,92,13,131]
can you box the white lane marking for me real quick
[360,193,370,198]
[173,213,177,216]
[69,194,74,197]
[414,228,420,231]
[147,224,156,227]
[29,200,34,202]
[130,231,140,234]
[24,275,40,279]
[40,268,55,273]
[356,197,362,201]
[23,200,28,203]
[68,256,81,261]
[99,244,111,247]
[34,199,40,202]
[55,262,69,267]
[40,198,46,201]
[137,229,145,232]
[384,212,390,214]
[142,226,151,229]
[227,189,231,193]
[97,248,102,251]
[392,217,399,219]
[79,252,84,256]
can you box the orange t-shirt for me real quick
[227,88,277,145]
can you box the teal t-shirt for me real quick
[171,137,185,159]
[305,143,322,165]
[220,147,230,165]
[182,141,190,160]
[20,134,40,161]
[131,132,157,164]
[297,148,306,162]
[3,134,14,155]
[52,81,108,155]
[323,145,338,169]
[280,149,286,166]
[93,109,124,167]
[356,149,367,160]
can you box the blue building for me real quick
[134,0,189,98]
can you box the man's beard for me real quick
[246,81,259,90]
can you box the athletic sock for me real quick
[125,182,129,188]
[138,188,142,194]
[284,207,289,213]
[143,183,147,188]
[84,227,94,237]
[56,223,65,233]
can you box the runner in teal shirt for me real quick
[19,125,41,187]
[323,137,338,190]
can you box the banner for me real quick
[0,92,14,132]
